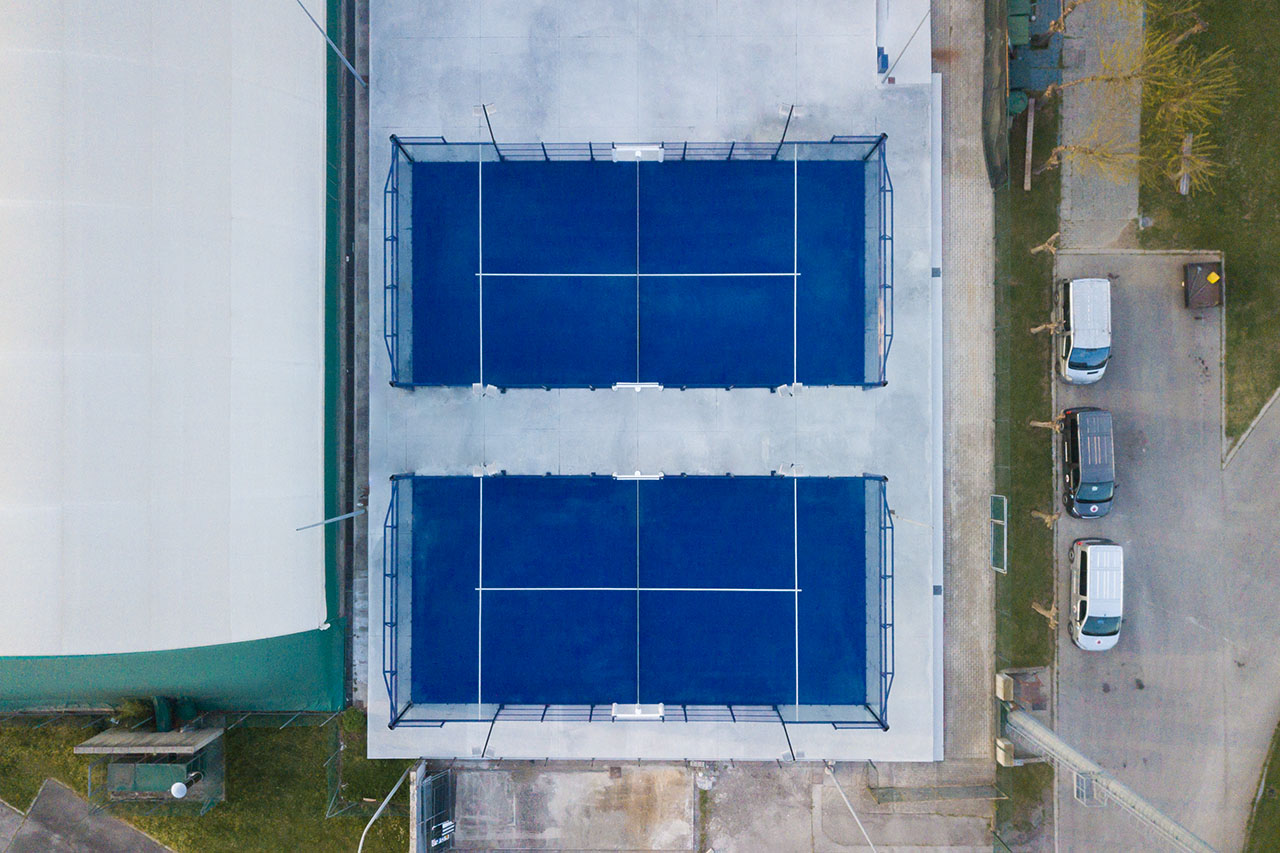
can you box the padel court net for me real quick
[382,475,894,729]
[383,138,893,389]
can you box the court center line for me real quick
[474,586,802,593]
[473,272,800,278]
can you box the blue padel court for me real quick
[398,153,881,388]
[397,475,884,708]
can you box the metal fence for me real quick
[381,474,895,732]
[381,135,895,388]
[410,763,454,851]
[869,476,896,730]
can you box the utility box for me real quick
[1183,261,1223,309]
[995,737,1018,767]
[106,756,202,795]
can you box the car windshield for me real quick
[1082,614,1122,637]
[1078,481,1114,501]
[1069,347,1110,370]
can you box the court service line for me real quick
[473,272,800,278]
[794,478,800,710]
[474,586,803,593]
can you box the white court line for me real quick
[793,478,800,712]
[635,161,641,384]
[475,586,802,593]
[473,272,799,278]
[477,476,483,707]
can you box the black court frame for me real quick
[380,474,894,732]
[382,136,894,389]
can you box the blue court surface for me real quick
[406,475,870,707]
[409,159,868,388]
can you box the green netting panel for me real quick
[0,625,344,712]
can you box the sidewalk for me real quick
[1058,2,1142,248]
[933,0,997,769]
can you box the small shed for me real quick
[75,728,225,814]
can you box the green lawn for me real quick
[0,712,410,853]
[995,105,1060,671]
[1247,720,1280,850]
[993,104,1062,841]
[996,763,1055,849]
[1138,0,1280,440]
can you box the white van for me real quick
[1058,277,1112,384]
[1068,538,1123,651]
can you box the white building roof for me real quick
[0,2,328,655]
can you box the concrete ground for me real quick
[932,0,997,772]
[366,0,943,762]
[711,762,993,852]
[1052,250,1280,851]
[450,761,994,851]
[1057,0,1141,250]
[1,780,171,853]
[453,763,694,850]
[0,800,21,852]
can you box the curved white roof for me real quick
[0,2,328,655]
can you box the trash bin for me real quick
[1182,262,1223,309]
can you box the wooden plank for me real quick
[1024,97,1036,191]
[74,728,223,755]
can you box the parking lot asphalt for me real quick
[1050,251,1280,851]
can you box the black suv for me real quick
[1062,407,1114,519]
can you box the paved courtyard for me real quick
[365,0,943,761]
[448,761,993,851]
[1053,250,1280,850]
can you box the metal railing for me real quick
[381,476,404,724]
[874,476,896,728]
[380,474,896,731]
[381,136,895,388]
[876,141,895,385]
[1003,708,1215,853]
[832,133,893,386]
[382,150,401,383]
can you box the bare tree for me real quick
[1030,232,1061,257]
[1146,0,1210,43]
[1146,45,1240,130]
[1139,5,1239,195]
[1047,0,1097,35]
[1035,129,1139,183]
[1047,0,1141,36]
[1143,131,1221,194]
[1043,29,1182,102]
[1030,509,1061,527]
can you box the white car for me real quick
[1058,277,1112,384]
[1068,538,1123,651]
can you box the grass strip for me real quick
[993,103,1061,844]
